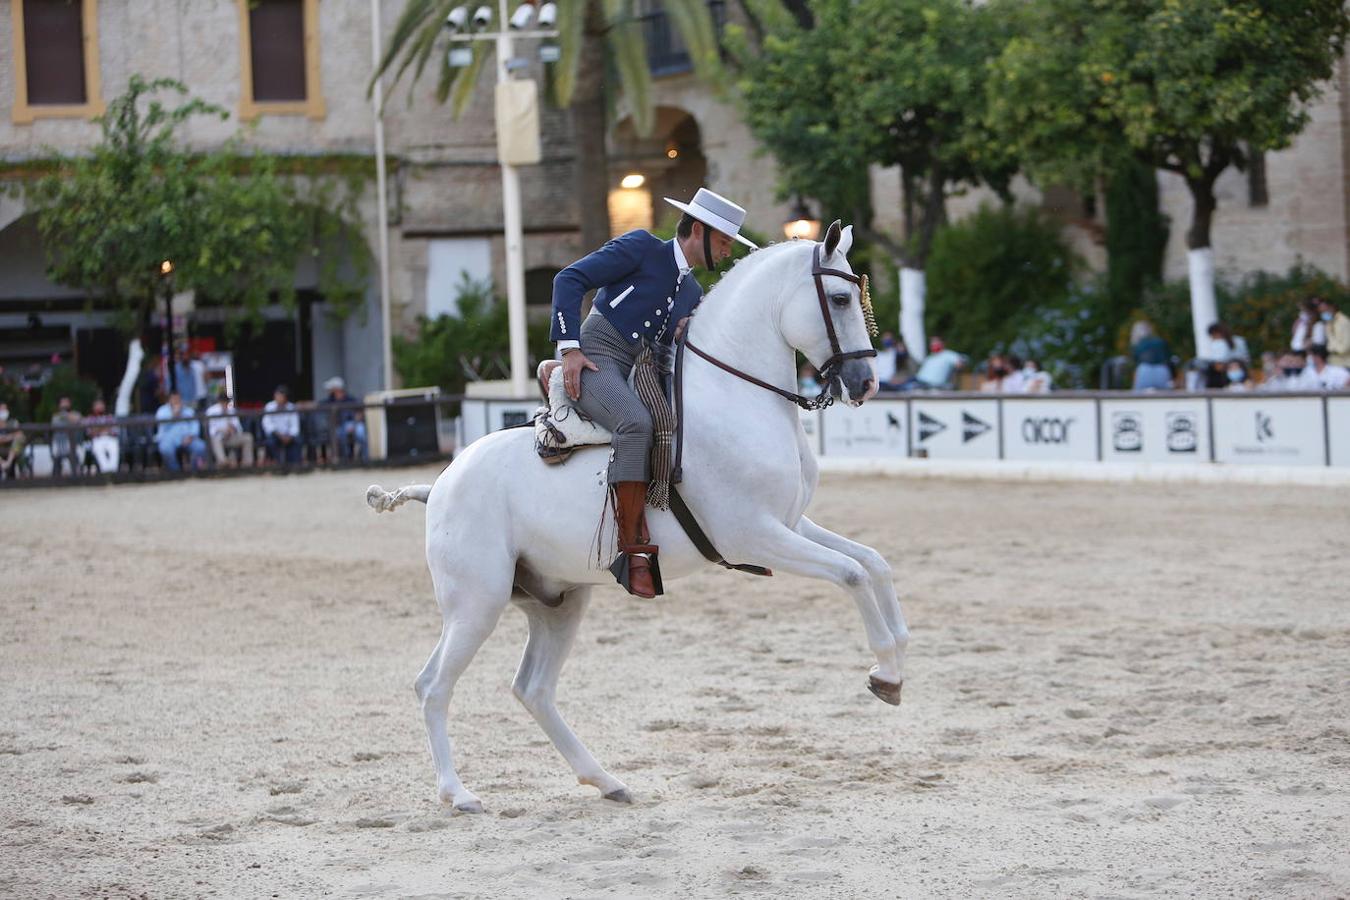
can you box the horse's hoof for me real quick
[453,799,485,814]
[867,675,903,706]
[602,788,633,804]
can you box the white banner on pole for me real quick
[1099,397,1209,463]
[1211,397,1325,466]
[821,399,906,457]
[910,398,999,459]
[1001,399,1098,461]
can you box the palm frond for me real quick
[607,15,654,136]
[448,42,493,116]
[550,0,588,107]
[661,0,722,81]
[375,0,448,89]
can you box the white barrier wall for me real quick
[463,393,1350,468]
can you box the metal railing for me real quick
[0,396,459,487]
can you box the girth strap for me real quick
[669,486,772,577]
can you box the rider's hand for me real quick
[562,350,599,401]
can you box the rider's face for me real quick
[697,225,734,268]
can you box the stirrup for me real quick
[608,545,663,597]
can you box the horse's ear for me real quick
[823,219,843,257]
[837,224,854,258]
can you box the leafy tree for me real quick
[376,0,721,252]
[988,0,1350,352]
[393,276,553,397]
[21,77,367,329]
[729,0,1018,355]
[924,204,1079,363]
[1104,158,1169,323]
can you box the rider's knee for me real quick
[615,408,653,437]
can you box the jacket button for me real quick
[632,332,639,339]
[644,321,651,327]
[655,309,662,316]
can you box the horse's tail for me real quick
[366,483,432,514]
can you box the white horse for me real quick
[368,223,909,812]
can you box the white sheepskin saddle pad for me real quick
[534,365,612,462]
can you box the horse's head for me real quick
[779,221,879,406]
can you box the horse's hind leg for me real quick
[796,516,910,680]
[414,572,510,812]
[512,588,631,802]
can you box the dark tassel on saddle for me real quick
[632,344,676,510]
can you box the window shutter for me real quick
[249,0,307,102]
[23,0,87,105]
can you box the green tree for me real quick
[988,0,1350,352]
[25,78,310,325]
[925,204,1079,363]
[730,0,1017,354]
[376,0,721,252]
[19,76,368,405]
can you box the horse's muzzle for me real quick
[831,358,877,406]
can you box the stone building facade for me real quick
[0,0,790,402]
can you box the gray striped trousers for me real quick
[575,312,652,484]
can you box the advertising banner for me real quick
[461,399,540,446]
[822,399,907,457]
[1211,396,1325,466]
[909,399,1000,459]
[1328,397,1350,468]
[1001,399,1099,462]
[1099,397,1210,463]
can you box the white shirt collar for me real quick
[671,238,691,275]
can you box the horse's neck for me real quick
[685,253,798,398]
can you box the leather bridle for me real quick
[683,241,878,411]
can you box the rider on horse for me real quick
[546,188,757,599]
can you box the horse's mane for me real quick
[705,239,810,301]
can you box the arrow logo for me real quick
[918,411,947,442]
[962,411,992,443]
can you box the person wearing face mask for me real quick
[1021,359,1053,393]
[1319,299,1350,367]
[1297,344,1350,391]
[1223,360,1252,391]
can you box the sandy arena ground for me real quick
[1,468,1347,898]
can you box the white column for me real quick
[1187,248,1217,359]
[498,0,529,398]
[371,0,394,391]
[114,338,144,417]
[899,266,927,362]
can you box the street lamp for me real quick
[159,259,178,392]
[447,0,560,398]
[783,196,821,241]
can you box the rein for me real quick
[681,241,878,412]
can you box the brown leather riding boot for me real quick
[611,481,660,598]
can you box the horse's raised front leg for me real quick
[740,521,902,697]
[796,516,909,702]
[512,588,631,802]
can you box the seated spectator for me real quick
[979,354,1010,393]
[1259,350,1307,392]
[1291,298,1326,352]
[1191,321,1251,390]
[1224,360,1252,391]
[49,395,82,477]
[262,385,302,466]
[1297,344,1350,391]
[873,333,916,392]
[1130,321,1173,391]
[902,337,967,390]
[321,376,368,462]
[1021,359,1053,393]
[1001,354,1028,393]
[205,390,255,468]
[798,363,822,396]
[155,391,209,471]
[84,398,120,473]
[0,404,27,480]
[1320,298,1350,367]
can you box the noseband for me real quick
[683,241,877,411]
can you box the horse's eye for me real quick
[829,292,850,308]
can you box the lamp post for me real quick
[783,196,821,241]
[447,1,558,398]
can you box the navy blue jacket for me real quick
[550,230,703,347]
